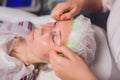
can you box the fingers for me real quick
[60,7,79,20]
[49,50,68,64]
[49,46,81,68]
[49,50,66,75]
[55,46,76,60]
[51,2,73,20]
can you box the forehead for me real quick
[55,20,73,44]
[55,20,73,30]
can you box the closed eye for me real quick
[51,21,62,46]
[51,30,61,46]
[52,32,56,44]
[52,31,59,45]
[54,22,57,27]
[51,22,57,44]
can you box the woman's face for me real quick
[26,20,73,63]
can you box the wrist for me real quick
[75,66,98,80]
[85,70,98,80]
[82,0,102,12]
[88,74,97,80]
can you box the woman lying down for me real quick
[0,15,96,80]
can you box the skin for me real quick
[49,46,97,80]
[11,19,97,80]
[26,20,73,64]
[51,0,102,20]
[49,0,102,79]
[11,20,73,65]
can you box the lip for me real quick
[31,31,34,40]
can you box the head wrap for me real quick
[67,15,96,66]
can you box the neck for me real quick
[11,37,48,66]
[11,37,30,66]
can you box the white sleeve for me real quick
[102,0,116,12]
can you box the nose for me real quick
[38,26,53,35]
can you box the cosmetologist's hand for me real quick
[49,46,97,80]
[51,0,84,20]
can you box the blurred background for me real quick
[0,0,66,15]
[0,0,109,30]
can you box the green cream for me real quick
[58,52,64,57]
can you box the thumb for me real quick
[60,7,79,20]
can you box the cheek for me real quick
[29,38,52,60]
